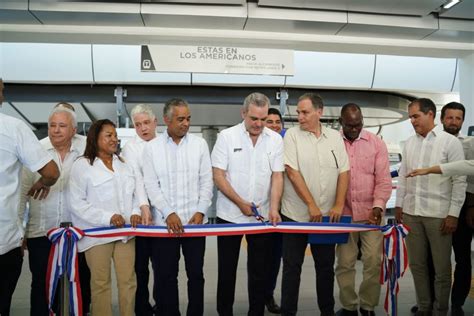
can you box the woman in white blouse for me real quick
[70,119,141,316]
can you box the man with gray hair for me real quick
[143,98,213,316]
[212,92,284,316]
[121,103,158,316]
[281,93,349,316]
[19,103,89,316]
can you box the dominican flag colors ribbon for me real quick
[380,223,410,316]
[46,226,85,316]
[82,222,381,238]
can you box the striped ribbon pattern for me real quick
[380,223,410,316]
[46,226,85,316]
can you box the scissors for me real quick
[251,202,266,224]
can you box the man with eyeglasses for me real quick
[280,93,349,316]
[335,103,392,316]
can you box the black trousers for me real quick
[0,247,23,316]
[216,217,273,316]
[451,199,473,308]
[27,237,91,316]
[152,236,205,316]
[135,236,157,316]
[281,217,335,316]
[264,233,283,301]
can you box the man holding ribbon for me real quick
[212,92,284,316]
[19,103,91,316]
[335,103,392,316]
[280,93,349,316]
[143,98,213,316]
[122,104,159,316]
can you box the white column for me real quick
[459,53,474,136]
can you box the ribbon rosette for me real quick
[380,223,410,316]
[46,226,85,316]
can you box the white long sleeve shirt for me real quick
[395,129,466,218]
[142,131,213,225]
[69,156,140,252]
[0,114,52,255]
[19,135,86,238]
[211,123,284,223]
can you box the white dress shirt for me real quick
[142,131,213,225]
[69,156,140,252]
[0,114,52,255]
[211,123,284,223]
[122,135,151,208]
[19,135,86,238]
[396,129,466,218]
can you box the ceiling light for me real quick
[443,0,461,9]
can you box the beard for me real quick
[443,124,461,136]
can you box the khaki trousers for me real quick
[85,239,136,316]
[404,214,452,316]
[336,228,383,311]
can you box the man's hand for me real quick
[329,206,343,223]
[440,215,458,235]
[27,179,51,200]
[406,168,429,177]
[395,207,403,223]
[368,207,383,225]
[140,206,153,226]
[466,207,474,229]
[238,201,256,217]
[308,204,322,222]
[188,212,204,225]
[130,214,142,228]
[110,214,126,228]
[268,210,281,226]
[166,212,184,235]
[21,239,27,257]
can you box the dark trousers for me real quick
[451,200,473,308]
[216,217,273,316]
[0,247,23,316]
[135,236,157,316]
[264,233,282,301]
[152,236,205,316]
[27,237,91,316]
[281,217,335,316]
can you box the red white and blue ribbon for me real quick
[380,223,410,316]
[46,226,85,316]
[82,222,380,238]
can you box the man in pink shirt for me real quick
[335,103,392,316]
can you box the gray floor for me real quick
[11,237,474,315]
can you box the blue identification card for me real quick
[307,216,352,244]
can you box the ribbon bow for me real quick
[380,223,410,316]
[46,226,85,316]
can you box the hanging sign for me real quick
[141,45,294,76]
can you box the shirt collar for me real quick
[165,129,188,145]
[301,123,329,139]
[43,134,82,154]
[341,129,368,142]
[238,122,271,138]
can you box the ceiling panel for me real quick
[439,0,474,19]
[424,18,474,43]
[246,3,346,34]
[144,0,245,3]
[192,73,285,87]
[29,1,143,26]
[257,0,445,16]
[338,12,438,40]
[141,3,247,29]
[0,0,41,24]
[0,103,37,130]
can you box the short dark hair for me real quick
[298,93,324,110]
[409,98,436,119]
[268,108,283,121]
[441,102,465,120]
[163,98,188,119]
[83,119,120,165]
[340,103,362,116]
